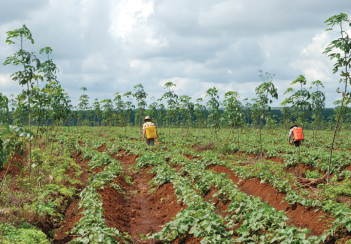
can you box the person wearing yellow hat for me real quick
[142,116,156,146]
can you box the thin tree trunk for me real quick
[327,69,348,183]
[260,117,263,166]
[27,82,32,182]
[237,126,240,151]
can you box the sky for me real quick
[0,0,351,108]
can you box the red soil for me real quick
[97,144,106,152]
[209,165,335,237]
[53,200,83,243]
[53,153,90,243]
[107,151,187,243]
[0,152,24,182]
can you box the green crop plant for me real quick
[0,222,49,244]
[323,13,351,183]
[0,93,10,125]
[305,170,322,179]
[0,124,32,184]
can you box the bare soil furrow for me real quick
[53,153,90,243]
[103,150,187,243]
[209,164,334,237]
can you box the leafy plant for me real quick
[323,13,351,182]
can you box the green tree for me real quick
[123,91,135,127]
[194,98,206,131]
[281,75,312,129]
[3,24,42,180]
[281,106,292,130]
[157,103,166,129]
[310,80,325,139]
[114,93,125,127]
[159,82,178,138]
[253,70,278,165]
[206,87,220,134]
[222,91,243,149]
[92,99,102,126]
[148,97,158,127]
[243,98,252,128]
[179,95,194,136]
[133,84,148,131]
[77,87,90,127]
[100,99,113,126]
[323,13,351,182]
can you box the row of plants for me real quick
[63,138,128,243]
[66,128,328,242]
[92,126,351,242]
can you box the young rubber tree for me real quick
[123,91,135,128]
[323,13,351,182]
[179,95,194,136]
[92,99,102,126]
[281,106,292,135]
[148,97,158,127]
[310,80,325,140]
[133,84,148,131]
[3,24,42,180]
[206,87,220,135]
[100,99,113,126]
[157,102,166,129]
[281,75,312,129]
[243,98,252,129]
[77,87,90,127]
[253,70,278,165]
[222,91,243,149]
[332,98,351,134]
[195,98,206,131]
[159,82,178,138]
[114,93,125,127]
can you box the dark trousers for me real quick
[294,140,301,147]
[146,138,155,146]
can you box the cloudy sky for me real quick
[1,0,350,108]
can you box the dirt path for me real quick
[98,150,186,243]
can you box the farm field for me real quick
[0,12,351,244]
[1,126,351,243]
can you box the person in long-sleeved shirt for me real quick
[288,125,302,147]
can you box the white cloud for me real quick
[1,0,351,107]
[109,0,154,39]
